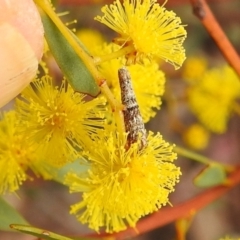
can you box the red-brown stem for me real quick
[190,0,240,78]
[85,166,240,239]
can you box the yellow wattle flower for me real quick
[76,28,105,55]
[0,111,37,194]
[16,75,106,168]
[183,124,210,150]
[188,65,240,133]
[95,0,187,68]
[182,56,208,83]
[65,130,180,233]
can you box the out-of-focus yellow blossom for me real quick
[0,111,38,194]
[76,28,105,55]
[183,124,210,150]
[91,43,123,87]
[182,56,208,83]
[95,0,186,68]
[188,66,240,133]
[93,43,165,123]
[16,76,106,167]
[65,129,180,233]
[219,236,235,240]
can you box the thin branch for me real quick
[190,0,240,78]
[174,145,233,171]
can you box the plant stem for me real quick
[94,45,135,65]
[190,0,240,78]
[34,0,126,134]
[174,145,233,172]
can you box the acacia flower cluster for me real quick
[95,0,187,68]
[65,0,187,231]
[187,65,240,133]
[66,130,180,233]
[183,124,210,150]
[0,0,186,234]
[0,76,106,191]
[16,76,106,167]
[0,111,37,194]
[182,56,208,83]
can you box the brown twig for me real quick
[190,0,240,78]
[84,166,240,239]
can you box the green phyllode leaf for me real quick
[43,158,89,187]
[0,197,28,231]
[194,164,227,188]
[11,224,98,240]
[41,12,100,96]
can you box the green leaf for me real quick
[0,197,28,231]
[194,164,227,188]
[46,158,89,184]
[11,224,97,240]
[41,12,100,96]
